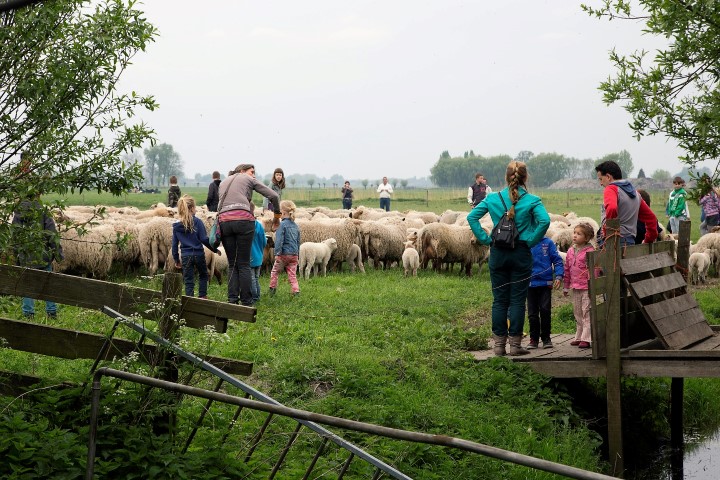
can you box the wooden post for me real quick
[670,220,691,456]
[156,272,183,435]
[604,219,624,477]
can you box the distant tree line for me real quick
[429,150,638,188]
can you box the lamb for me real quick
[299,238,338,279]
[344,243,365,273]
[689,250,713,285]
[295,218,360,270]
[402,240,420,277]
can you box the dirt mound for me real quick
[547,177,668,190]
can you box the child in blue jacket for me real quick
[249,219,267,303]
[526,237,564,349]
[172,195,220,298]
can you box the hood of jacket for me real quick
[612,180,636,199]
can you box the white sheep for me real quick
[299,238,338,279]
[402,240,420,277]
[345,243,365,273]
[689,251,712,285]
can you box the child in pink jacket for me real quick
[563,223,595,349]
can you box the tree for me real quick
[307,177,315,189]
[143,143,183,187]
[516,150,534,163]
[529,152,571,187]
[400,179,408,188]
[584,1,720,174]
[651,169,671,182]
[289,177,296,187]
[598,150,634,178]
[1,1,156,254]
[362,179,368,189]
[637,168,646,179]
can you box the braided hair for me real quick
[504,160,528,220]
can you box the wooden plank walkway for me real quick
[470,330,720,378]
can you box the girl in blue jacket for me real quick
[172,195,220,298]
[467,161,550,356]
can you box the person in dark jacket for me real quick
[526,237,564,350]
[12,198,63,319]
[168,175,181,208]
[206,171,221,212]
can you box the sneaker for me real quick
[23,313,35,320]
[526,339,539,349]
[542,339,553,349]
[269,287,276,297]
[199,296,208,299]
[292,291,300,297]
[47,312,57,320]
[570,340,581,346]
[578,341,591,349]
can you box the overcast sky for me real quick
[118,1,693,181]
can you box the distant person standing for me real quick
[700,186,720,233]
[341,181,354,209]
[667,176,689,234]
[377,176,393,211]
[12,194,64,319]
[467,173,492,208]
[168,175,181,208]
[205,171,221,212]
[263,168,286,213]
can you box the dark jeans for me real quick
[707,214,719,228]
[527,286,552,342]
[342,198,352,210]
[220,219,255,305]
[489,244,532,337]
[379,197,390,211]
[181,254,209,297]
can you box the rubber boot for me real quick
[508,335,530,356]
[492,334,507,356]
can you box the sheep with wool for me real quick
[344,243,365,273]
[418,222,489,276]
[299,237,338,279]
[689,250,715,285]
[295,218,359,270]
[402,240,420,277]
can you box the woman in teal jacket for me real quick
[467,160,550,356]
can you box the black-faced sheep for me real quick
[299,238,338,279]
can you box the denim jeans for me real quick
[181,254,209,297]
[488,244,532,337]
[342,198,352,210]
[22,264,57,316]
[379,197,390,212]
[250,266,261,303]
[220,219,256,305]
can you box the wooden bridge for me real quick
[472,220,720,478]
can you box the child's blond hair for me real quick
[280,200,297,221]
[177,195,196,231]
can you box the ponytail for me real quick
[177,195,196,232]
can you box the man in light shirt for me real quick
[377,176,393,211]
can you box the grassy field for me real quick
[1,188,717,478]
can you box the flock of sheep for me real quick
[50,202,720,287]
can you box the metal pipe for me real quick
[90,367,619,480]
[269,422,302,479]
[85,373,103,480]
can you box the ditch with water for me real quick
[629,430,720,480]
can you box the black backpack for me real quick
[491,194,521,249]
